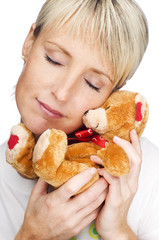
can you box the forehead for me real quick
[40,17,110,56]
[37,22,113,77]
[38,25,114,85]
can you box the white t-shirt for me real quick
[0,138,159,240]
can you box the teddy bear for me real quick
[6,90,149,193]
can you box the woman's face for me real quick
[16,23,114,136]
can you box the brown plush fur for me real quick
[6,91,149,193]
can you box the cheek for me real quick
[15,76,25,108]
[16,65,33,92]
[84,84,113,110]
[77,90,110,115]
[15,61,44,99]
[15,66,36,114]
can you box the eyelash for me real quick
[85,79,100,93]
[45,54,62,66]
[45,54,100,93]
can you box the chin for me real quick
[21,116,83,137]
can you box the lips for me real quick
[37,98,65,118]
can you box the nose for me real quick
[52,76,77,102]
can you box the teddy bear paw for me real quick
[6,123,35,164]
[33,128,68,180]
[32,129,50,164]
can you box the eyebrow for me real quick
[46,41,113,84]
[89,67,114,84]
[47,41,72,58]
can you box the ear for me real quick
[135,93,147,127]
[22,23,36,62]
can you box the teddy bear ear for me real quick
[135,93,147,127]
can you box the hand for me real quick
[15,167,108,240]
[91,130,141,240]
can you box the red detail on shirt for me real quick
[136,102,143,121]
[68,128,108,148]
[8,134,19,150]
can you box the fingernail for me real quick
[90,155,96,160]
[131,129,137,135]
[89,167,97,175]
[90,155,100,161]
[113,136,121,142]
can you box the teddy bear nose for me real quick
[84,110,89,116]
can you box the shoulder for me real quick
[140,137,159,182]
[128,138,159,237]
[140,137,159,157]
[0,142,7,164]
[0,141,6,151]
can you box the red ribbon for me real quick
[68,128,108,148]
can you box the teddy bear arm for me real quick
[68,157,98,168]
[34,153,99,194]
[12,148,37,179]
[32,129,99,193]
[97,142,129,176]
[55,159,99,194]
[66,142,100,160]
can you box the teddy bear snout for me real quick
[83,108,107,134]
[84,110,89,116]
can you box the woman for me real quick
[0,1,159,239]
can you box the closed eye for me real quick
[45,54,62,66]
[85,79,100,93]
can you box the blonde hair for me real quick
[34,0,148,89]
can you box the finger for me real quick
[55,168,97,201]
[30,178,49,201]
[113,136,142,171]
[72,177,108,210]
[77,189,107,218]
[113,136,135,157]
[72,207,100,236]
[97,168,122,205]
[90,155,104,166]
[98,168,132,202]
[119,176,132,201]
[113,136,141,188]
[97,168,118,184]
[130,129,142,157]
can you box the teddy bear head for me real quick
[83,90,149,141]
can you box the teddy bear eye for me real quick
[106,106,110,110]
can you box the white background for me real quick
[0,0,159,148]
